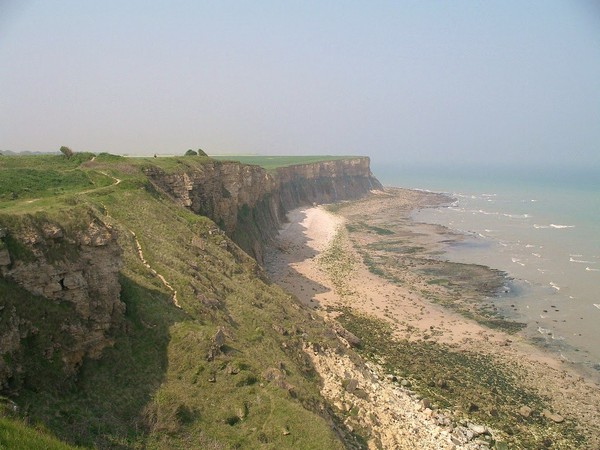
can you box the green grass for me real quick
[108,155,214,173]
[211,155,353,171]
[0,156,351,448]
[318,228,356,297]
[0,417,84,450]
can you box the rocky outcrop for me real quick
[145,157,382,261]
[306,344,497,450]
[0,214,124,390]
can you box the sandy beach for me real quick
[264,188,600,449]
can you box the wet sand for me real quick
[264,188,600,448]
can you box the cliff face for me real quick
[276,157,383,207]
[0,213,124,391]
[144,162,281,235]
[145,157,382,261]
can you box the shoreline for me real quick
[264,187,600,448]
[410,184,600,376]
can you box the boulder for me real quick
[518,405,532,418]
[542,409,564,423]
[344,378,359,393]
[333,322,361,348]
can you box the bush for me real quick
[59,146,73,158]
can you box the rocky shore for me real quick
[265,188,600,449]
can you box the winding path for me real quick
[129,229,181,308]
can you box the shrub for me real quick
[59,146,73,158]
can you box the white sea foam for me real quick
[549,282,560,291]
[570,257,595,264]
[538,326,550,334]
[586,267,600,272]
[503,213,530,219]
[534,224,575,230]
[525,244,535,248]
[511,257,525,267]
[532,253,541,258]
[594,304,600,310]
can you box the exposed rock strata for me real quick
[0,214,124,389]
[145,157,382,261]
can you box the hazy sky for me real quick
[1,1,599,167]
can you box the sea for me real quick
[372,162,600,379]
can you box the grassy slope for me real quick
[0,154,348,449]
[210,155,352,171]
[0,417,83,450]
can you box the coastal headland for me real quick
[1,153,599,449]
[265,187,600,449]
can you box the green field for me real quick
[211,155,353,170]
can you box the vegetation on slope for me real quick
[0,153,351,449]
[0,416,83,450]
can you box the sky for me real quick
[1,1,599,168]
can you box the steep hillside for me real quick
[0,153,379,449]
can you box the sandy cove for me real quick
[264,188,600,449]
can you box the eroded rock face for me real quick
[0,215,124,388]
[276,157,383,207]
[145,157,382,262]
[145,162,280,235]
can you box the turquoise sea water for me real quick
[372,162,600,378]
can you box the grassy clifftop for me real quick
[0,153,355,449]
[211,155,352,171]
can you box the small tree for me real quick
[59,146,73,158]
[185,149,198,156]
[197,148,208,157]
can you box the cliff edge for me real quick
[145,156,383,261]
